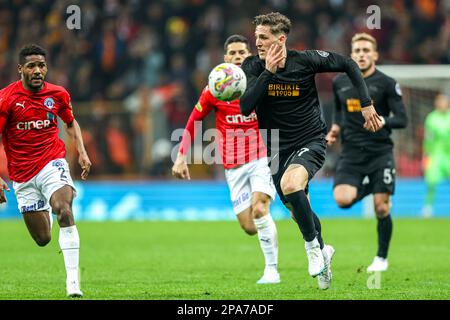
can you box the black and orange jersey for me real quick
[333,69,407,153]
[240,49,372,156]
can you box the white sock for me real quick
[253,214,278,268]
[305,237,320,250]
[59,225,80,284]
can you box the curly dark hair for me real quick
[19,44,47,64]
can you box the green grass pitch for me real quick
[0,218,449,300]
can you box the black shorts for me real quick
[333,149,396,198]
[270,138,326,204]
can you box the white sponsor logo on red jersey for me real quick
[225,112,257,124]
[16,120,51,130]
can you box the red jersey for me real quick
[0,81,74,182]
[179,86,266,169]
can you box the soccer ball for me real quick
[208,63,247,101]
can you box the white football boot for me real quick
[66,279,83,298]
[256,265,281,284]
[305,239,325,277]
[367,256,388,272]
[317,245,335,290]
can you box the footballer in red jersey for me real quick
[0,44,91,297]
[172,35,280,284]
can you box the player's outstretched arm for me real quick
[172,95,211,180]
[383,82,408,129]
[328,79,343,146]
[172,152,191,180]
[65,119,91,180]
[305,50,382,132]
[0,177,10,203]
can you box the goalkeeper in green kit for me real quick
[422,94,450,217]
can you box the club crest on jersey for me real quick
[43,97,55,109]
[316,50,329,58]
[52,159,64,168]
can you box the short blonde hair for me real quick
[351,33,377,51]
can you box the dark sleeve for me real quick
[240,57,273,116]
[304,50,372,107]
[332,79,343,127]
[384,81,408,129]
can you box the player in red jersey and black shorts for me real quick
[172,35,279,284]
[0,44,91,297]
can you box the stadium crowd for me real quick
[0,0,448,178]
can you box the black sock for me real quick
[312,212,324,249]
[377,215,393,258]
[285,190,317,242]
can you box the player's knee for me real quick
[334,191,355,209]
[34,234,51,247]
[280,180,305,195]
[335,198,354,209]
[251,200,269,219]
[52,200,67,214]
[240,223,257,235]
[54,202,74,225]
[375,201,390,218]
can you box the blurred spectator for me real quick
[105,116,132,174]
[0,0,448,179]
[149,139,173,178]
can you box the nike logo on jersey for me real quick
[16,101,26,109]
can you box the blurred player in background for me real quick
[0,44,91,297]
[327,33,407,272]
[422,94,450,218]
[241,13,382,290]
[172,35,279,284]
